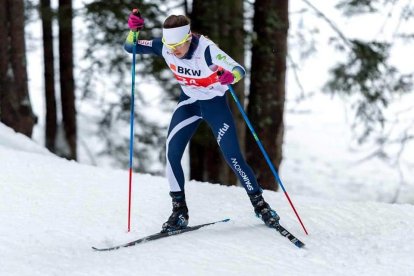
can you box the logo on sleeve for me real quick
[216,54,228,61]
[138,40,153,47]
[216,54,236,67]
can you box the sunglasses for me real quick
[162,33,192,51]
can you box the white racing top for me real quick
[161,35,242,100]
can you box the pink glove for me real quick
[217,69,234,85]
[128,10,144,30]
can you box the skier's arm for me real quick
[205,44,245,84]
[124,32,163,56]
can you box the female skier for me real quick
[125,12,280,233]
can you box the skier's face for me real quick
[162,32,192,58]
[172,41,191,58]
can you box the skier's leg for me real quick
[201,95,261,194]
[202,95,280,227]
[166,94,201,193]
[163,94,201,232]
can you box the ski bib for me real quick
[162,36,228,100]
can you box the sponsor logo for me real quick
[167,230,182,235]
[177,66,201,76]
[231,158,254,191]
[216,54,227,61]
[170,65,201,76]
[178,214,186,226]
[216,123,229,145]
[137,40,153,47]
[216,54,236,67]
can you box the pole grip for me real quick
[132,8,141,17]
[131,8,141,37]
[216,67,225,76]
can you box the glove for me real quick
[217,69,235,85]
[128,9,144,30]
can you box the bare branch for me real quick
[301,0,352,47]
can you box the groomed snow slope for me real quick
[1,124,413,276]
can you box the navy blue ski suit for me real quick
[124,34,262,195]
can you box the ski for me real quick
[275,224,305,248]
[92,218,230,251]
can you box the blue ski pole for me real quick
[223,77,308,235]
[127,8,140,233]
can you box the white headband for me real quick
[162,24,191,44]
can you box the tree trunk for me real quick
[217,0,246,186]
[246,0,289,191]
[0,0,36,137]
[41,0,57,152]
[0,0,9,109]
[190,0,245,186]
[58,0,77,160]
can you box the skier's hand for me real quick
[217,68,234,85]
[128,9,144,31]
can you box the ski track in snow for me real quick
[1,124,414,276]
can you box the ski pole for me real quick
[223,78,308,235]
[128,8,140,232]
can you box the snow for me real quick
[282,94,412,203]
[10,1,414,274]
[1,123,414,276]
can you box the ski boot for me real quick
[161,192,189,233]
[249,192,280,228]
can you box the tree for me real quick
[340,1,412,137]
[298,0,414,164]
[81,1,175,173]
[246,0,289,191]
[190,0,245,186]
[0,0,37,137]
[58,0,77,160]
[300,0,413,143]
[40,0,57,152]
